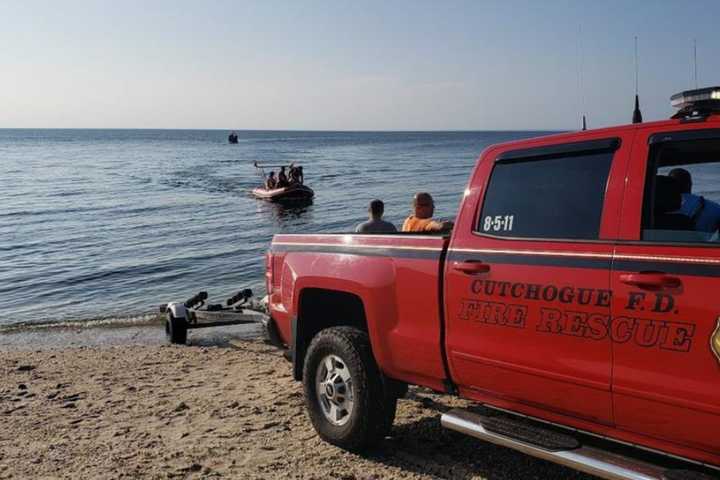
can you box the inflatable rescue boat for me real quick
[251,183,314,201]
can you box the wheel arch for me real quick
[292,288,368,381]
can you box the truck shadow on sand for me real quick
[364,391,594,480]
[180,335,595,479]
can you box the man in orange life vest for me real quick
[402,192,454,232]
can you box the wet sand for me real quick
[0,331,593,479]
[0,321,262,351]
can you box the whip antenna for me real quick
[693,38,698,88]
[632,36,643,124]
[577,25,588,130]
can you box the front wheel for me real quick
[303,327,397,452]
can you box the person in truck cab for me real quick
[355,199,397,233]
[669,167,720,233]
[401,192,453,232]
[652,175,695,231]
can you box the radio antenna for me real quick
[577,25,588,130]
[632,36,643,124]
[693,38,698,88]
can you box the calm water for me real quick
[0,129,551,329]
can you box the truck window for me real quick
[477,150,613,240]
[641,137,720,244]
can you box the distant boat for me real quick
[228,132,239,144]
[251,184,314,201]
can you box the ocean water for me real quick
[0,129,551,329]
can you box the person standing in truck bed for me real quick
[402,192,453,232]
[355,199,397,233]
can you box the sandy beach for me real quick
[0,333,596,480]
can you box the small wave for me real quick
[45,189,91,198]
[0,313,162,333]
[0,205,104,219]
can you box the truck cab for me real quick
[266,87,720,479]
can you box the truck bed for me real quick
[268,232,451,390]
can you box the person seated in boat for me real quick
[277,166,289,188]
[356,199,397,233]
[402,192,453,233]
[265,171,277,190]
[287,164,297,185]
[288,164,300,185]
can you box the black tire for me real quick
[303,327,397,452]
[165,313,188,345]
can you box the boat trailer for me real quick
[159,288,272,345]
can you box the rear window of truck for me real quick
[477,144,615,240]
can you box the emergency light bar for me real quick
[671,86,720,110]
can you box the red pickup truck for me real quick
[264,88,720,480]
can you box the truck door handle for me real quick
[619,272,682,291]
[453,260,490,275]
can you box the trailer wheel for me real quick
[165,313,188,345]
[303,327,397,452]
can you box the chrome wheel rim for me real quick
[315,354,354,426]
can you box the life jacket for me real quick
[402,215,442,232]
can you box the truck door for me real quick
[612,126,720,454]
[445,136,629,425]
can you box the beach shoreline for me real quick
[0,335,592,479]
[0,319,262,352]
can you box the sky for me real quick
[2,0,719,130]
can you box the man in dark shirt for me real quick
[355,199,397,233]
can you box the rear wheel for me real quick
[165,313,188,345]
[303,327,397,452]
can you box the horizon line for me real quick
[0,127,565,133]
